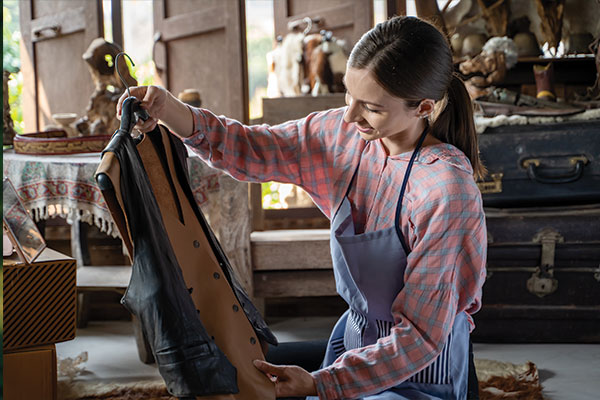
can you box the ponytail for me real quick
[430,74,487,180]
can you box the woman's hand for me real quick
[253,360,317,397]
[116,85,168,133]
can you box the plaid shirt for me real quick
[183,107,487,400]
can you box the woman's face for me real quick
[343,67,432,154]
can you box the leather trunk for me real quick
[477,119,600,207]
[472,204,600,343]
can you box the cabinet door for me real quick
[19,0,103,132]
[274,0,373,45]
[4,345,57,400]
[153,0,248,123]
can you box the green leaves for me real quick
[3,3,21,73]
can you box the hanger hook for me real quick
[302,17,313,36]
[115,52,135,98]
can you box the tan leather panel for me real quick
[136,130,275,400]
[95,152,134,258]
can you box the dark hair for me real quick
[348,16,486,180]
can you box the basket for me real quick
[13,130,112,155]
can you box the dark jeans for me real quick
[265,339,479,400]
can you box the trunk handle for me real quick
[522,156,588,184]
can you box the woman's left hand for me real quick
[253,359,317,397]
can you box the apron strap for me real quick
[342,145,365,200]
[395,125,429,255]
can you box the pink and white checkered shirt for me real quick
[183,106,487,400]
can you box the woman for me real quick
[118,16,486,400]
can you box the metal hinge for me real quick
[526,228,563,298]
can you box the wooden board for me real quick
[153,0,249,123]
[254,270,337,298]
[274,0,373,46]
[76,265,131,289]
[251,229,331,271]
[261,94,346,125]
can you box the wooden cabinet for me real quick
[4,345,57,400]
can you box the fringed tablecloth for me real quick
[3,148,253,292]
[2,149,224,239]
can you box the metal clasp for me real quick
[569,155,589,165]
[526,228,563,298]
[477,173,503,194]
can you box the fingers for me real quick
[116,91,128,120]
[116,86,147,120]
[140,85,166,120]
[142,85,159,108]
[253,360,287,377]
[135,117,158,133]
[253,361,317,397]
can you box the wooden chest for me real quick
[3,248,77,351]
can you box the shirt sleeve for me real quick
[182,107,350,219]
[311,168,487,400]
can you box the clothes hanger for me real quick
[115,52,150,134]
[96,52,149,191]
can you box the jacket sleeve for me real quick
[182,107,349,218]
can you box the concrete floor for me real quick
[56,318,600,400]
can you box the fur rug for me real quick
[474,108,600,134]
[57,359,544,400]
[57,377,175,400]
[476,359,544,400]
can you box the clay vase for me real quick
[178,89,202,108]
[462,33,488,57]
[451,33,464,57]
[514,32,541,57]
[52,113,78,137]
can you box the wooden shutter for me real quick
[153,0,249,123]
[274,0,373,46]
[387,0,407,17]
[19,0,103,132]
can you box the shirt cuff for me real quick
[182,106,207,146]
[311,368,343,400]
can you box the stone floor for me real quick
[56,318,600,399]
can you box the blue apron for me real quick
[309,129,469,399]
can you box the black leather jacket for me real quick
[96,125,277,398]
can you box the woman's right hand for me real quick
[116,85,169,133]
